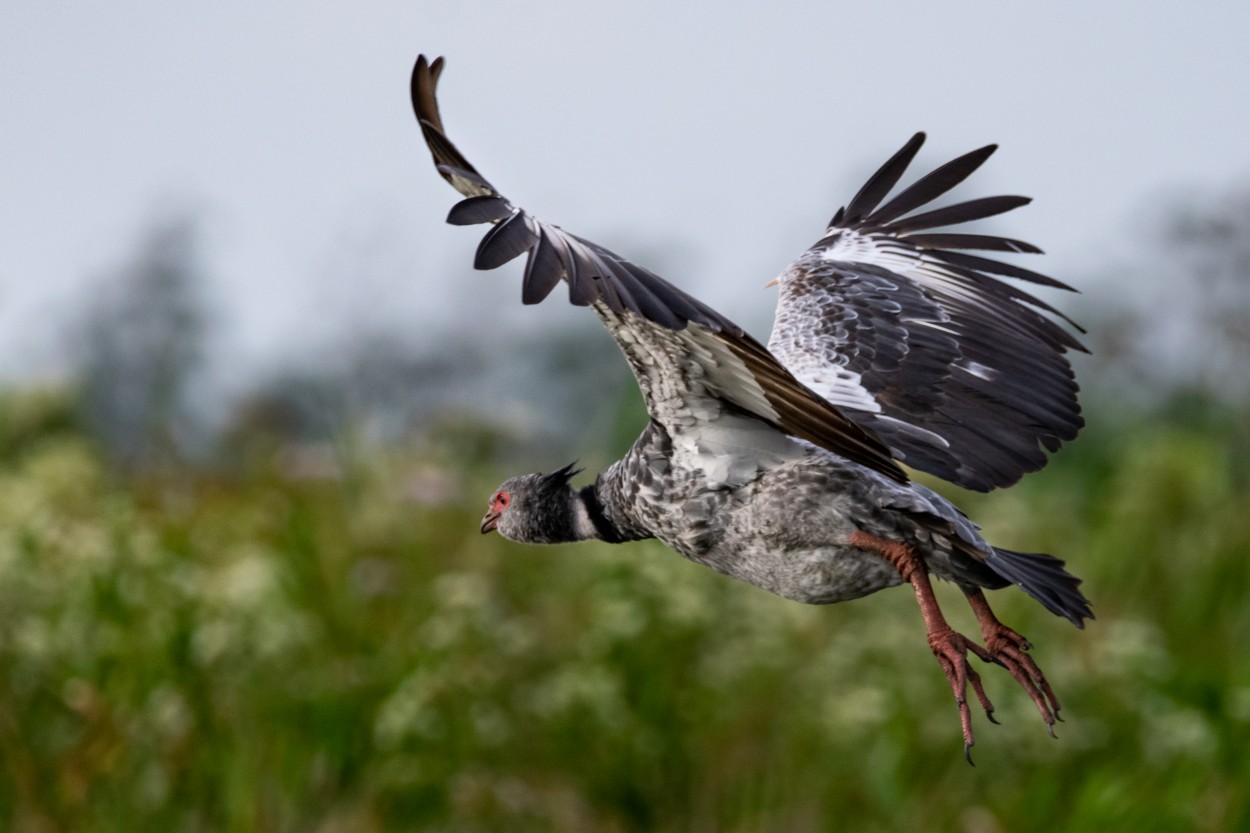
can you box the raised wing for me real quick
[412,56,904,484]
[768,133,1085,492]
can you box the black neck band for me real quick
[578,484,629,544]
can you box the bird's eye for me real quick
[494,492,510,509]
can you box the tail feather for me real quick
[986,548,1093,628]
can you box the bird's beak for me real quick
[764,277,780,288]
[480,510,500,534]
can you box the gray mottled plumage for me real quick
[528,418,1069,614]
[411,55,1093,752]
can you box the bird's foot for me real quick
[849,530,1004,761]
[965,589,1062,736]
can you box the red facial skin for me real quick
[481,491,510,534]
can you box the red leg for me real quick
[850,531,996,762]
[964,588,1062,735]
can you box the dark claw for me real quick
[964,742,975,766]
[986,710,1001,725]
[973,655,1004,668]
[976,652,1008,669]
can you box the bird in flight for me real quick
[411,55,1092,759]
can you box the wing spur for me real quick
[769,133,1086,492]
[412,55,905,483]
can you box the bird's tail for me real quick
[986,548,1094,628]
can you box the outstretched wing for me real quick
[768,133,1085,492]
[412,56,904,484]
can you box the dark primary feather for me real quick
[882,195,1034,234]
[840,132,926,223]
[411,58,730,331]
[904,233,1043,255]
[934,249,1079,294]
[863,143,998,228]
[410,56,906,484]
[447,195,514,225]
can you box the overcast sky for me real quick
[4,1,1249,387]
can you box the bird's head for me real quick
[480,462,583,543]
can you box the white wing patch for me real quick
[682,411,805,489]
[787,364,881,414]
[596,305,781,423]
[685,327,781,423]
[597,305,811,488]
[820,230,986,316]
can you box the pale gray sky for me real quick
[4,1,1249,386]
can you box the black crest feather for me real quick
[539,461,582,489]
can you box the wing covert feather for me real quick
[769,134,1085,491]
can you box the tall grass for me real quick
[0,388,1246,831]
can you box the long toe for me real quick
[963,589,1064,736]
[984,624,1061,734]
[927,626,998,758]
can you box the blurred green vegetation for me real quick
[0,384,1248,833]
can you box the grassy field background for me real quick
[0,383,1247,832]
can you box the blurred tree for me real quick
[0,385,81,462]
[222,333,477,466]
[1088,186,1250,404]
[74,213,209,471]
[1165,189,1250,394]
[222,319,633,472]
